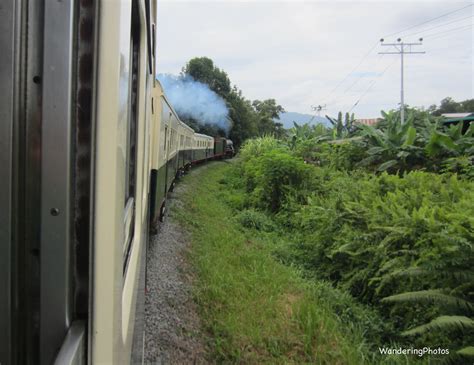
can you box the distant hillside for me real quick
[276,112,330,129]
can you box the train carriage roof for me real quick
[178,120,194,134]
[194,133,214,140]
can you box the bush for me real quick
[234,209,275,232]
[239,135,286,162]
[242,149,313,212]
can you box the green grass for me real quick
[172,161,388,364]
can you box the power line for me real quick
[342,54,385,94]
[423,23,473,39]
[321,41,379,104]
[382,3,473,38]
[325,53,386,107]
[348,59,397,113]
[319,4,472,116]
[426,25,473,41]
[401,14,473,38]
[336,59,391,113]
[327,53,386,108]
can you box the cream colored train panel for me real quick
[92,0,155,363]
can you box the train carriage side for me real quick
[192,134,213,163]
[184,130,193,167]
[167,110,181,189]
[90,1,157,363]
[149,83,168,225]
[214,137,226,159]
[1,0,159,364]
[207,136,215,159]
[177,124,185,170]
[178,121,194,172]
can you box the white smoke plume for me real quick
[157,74,230,131]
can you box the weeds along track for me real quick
[144,163,220,365]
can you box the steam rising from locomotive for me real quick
[158,74,230,131]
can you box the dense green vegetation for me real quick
[174,163,403,364]
[222,110,474,363]
[290,108,474,177]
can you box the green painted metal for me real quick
[214,137,225,156]
[443,116,474,123]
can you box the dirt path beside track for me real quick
[144,165,211,365]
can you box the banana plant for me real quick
[357,110,422,172]
[287,122,330,150]
[425,122,474,158]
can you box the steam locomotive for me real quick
[1,0,232,363]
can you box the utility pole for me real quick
[311,104,327,116]
[379,38,425,124]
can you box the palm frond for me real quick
[402,315,474,336]
[382,290,474,312]
[457,346,474,357]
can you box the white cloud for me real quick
[156,1,473,118]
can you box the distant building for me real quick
[354,118,381,126]
[441,112,474,134]
[441,112,474,118]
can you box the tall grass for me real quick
[173,162,394,364]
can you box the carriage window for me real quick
[121,0,140,275]
[164,126,168,152]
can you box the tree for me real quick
[182,57,231,98]
[252,99,285,135]
[429,97,474,116]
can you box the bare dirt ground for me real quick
[144,166,210,365]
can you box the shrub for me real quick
[239,135,286,162]
[242,149,313,212]
[234,209,275,232]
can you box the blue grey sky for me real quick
[156,1,473,119]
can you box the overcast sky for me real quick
[156,0,473,119]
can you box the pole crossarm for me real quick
[380,42,423,46]
[311,104,327,116]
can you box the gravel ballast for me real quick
[144,167,209,365]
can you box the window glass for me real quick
[122,1,140,274]
[164,126,167,152]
